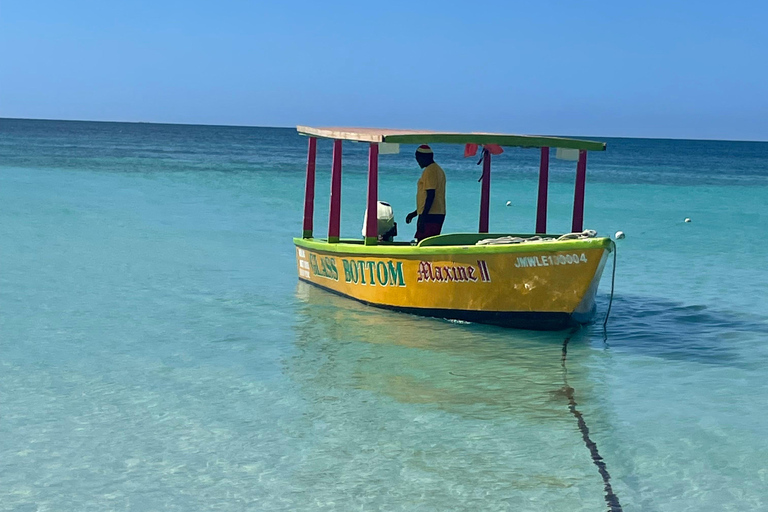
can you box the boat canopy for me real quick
[297,125,603,245]
[297,126,606,152]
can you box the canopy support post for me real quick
[364,143,379,246]
[479,149,491,233]
[571,150,587,233]
[328,139,342,243]
[302,137,317,238]
[536,147,550,234]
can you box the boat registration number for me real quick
[514,253,588,268]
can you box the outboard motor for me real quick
[362,201,398,242]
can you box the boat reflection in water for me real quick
[293,280,610,416]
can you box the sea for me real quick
[1,118,766,512]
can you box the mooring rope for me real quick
[561,327,623,512]
[475,229,598,246]
[603,241,618,330]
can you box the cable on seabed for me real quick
[561,327,623,512]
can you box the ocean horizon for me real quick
[1,118,766,511]
[5,116,768,143]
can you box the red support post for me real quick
[302,137,317,238]
[364,143,379,245]
[328,139,342,243]
[536,147,550,234]
[479,149,491,233]
[571,150,587,233]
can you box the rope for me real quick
[602,241,617,330]
[562,327,623,512]
[476,229,597,246]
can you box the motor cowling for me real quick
[362,201,397,241]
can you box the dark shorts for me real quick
[415,214,445,241]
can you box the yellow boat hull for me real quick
[294,235,612,330]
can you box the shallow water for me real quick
[1,119,767,511]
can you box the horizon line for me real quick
[2,116,766,144]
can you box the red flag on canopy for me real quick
[464,143,503,157]
[484,144,504,155]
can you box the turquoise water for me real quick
[1,119,767,511]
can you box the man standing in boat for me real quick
[406,145,446,241]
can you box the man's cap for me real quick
[416,145,433,154]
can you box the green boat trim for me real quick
[294,234,614,257]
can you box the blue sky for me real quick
[1,1,766,139]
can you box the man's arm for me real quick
[422,189,435,216]
[406,190,435,224]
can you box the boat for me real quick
[293,126,614,330]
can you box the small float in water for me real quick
[294,126,614,330]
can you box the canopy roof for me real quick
[297,126,606,151]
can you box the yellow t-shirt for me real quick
[416,163,446,215]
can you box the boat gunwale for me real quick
[294,235,613,257]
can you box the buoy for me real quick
[506,201,511,206]
[684,218,691,223]
[615,231,625,239]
